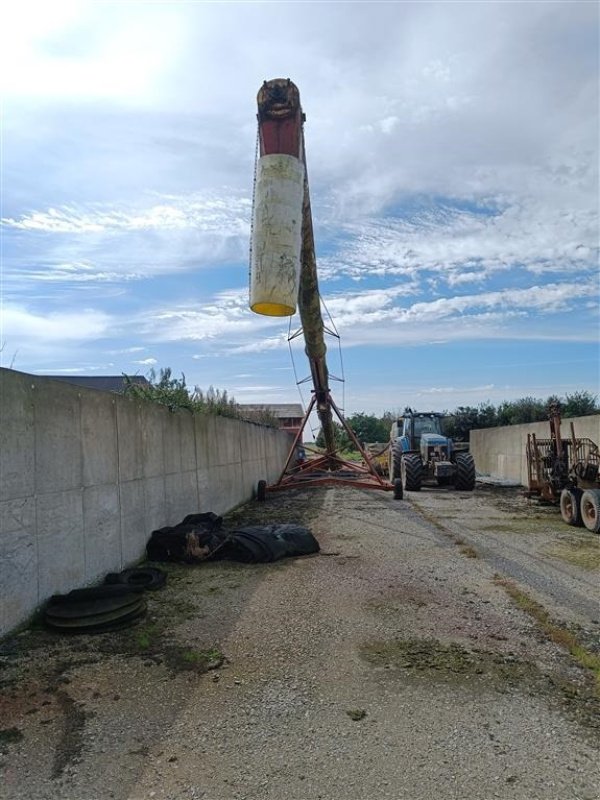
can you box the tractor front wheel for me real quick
[393,478,403,500]
[389,443,403,482]
[256,480,267,502]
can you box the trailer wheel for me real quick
[257,480,267,502]
[559,487,583,527]
[393,479,403,500]
[580,489,600,533]
[455,453,476,491]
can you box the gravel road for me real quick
[1,484,598,800]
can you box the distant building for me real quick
[39,375,150,393]
[238,403,304,437]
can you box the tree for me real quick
[345,413,390,445]
[562,391,599,418]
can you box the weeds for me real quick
[494,576,600,693]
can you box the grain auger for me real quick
[249,78,402,500]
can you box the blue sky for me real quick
[1,0,598,424]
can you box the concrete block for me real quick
[83,485,121,582]
[81,391,118,487]
[116,398,144,481]
[141,404,166,478]
[120,479,147,566]
[165,470,199,523]
[36,489,85,598]
[0,369,35,502]
[34,380,82,494]
[143,475,167,535]
[0,496,37,635]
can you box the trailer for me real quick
[525,405,600,533]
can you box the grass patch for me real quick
[494,576,600,693]
[544,541,600,571]
[360,637,535,688]
[165,646,224,673]
[459,545,478,558]
[134,624,161,651]
[346,708,367,721]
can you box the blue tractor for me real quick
[388,410,476,492]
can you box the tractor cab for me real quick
[392,412,446,454]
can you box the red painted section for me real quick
[259,115,302,159]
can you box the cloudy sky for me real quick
[1,1,598,423]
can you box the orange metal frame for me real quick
[266,392,394,494]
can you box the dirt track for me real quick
[1,485,599,800]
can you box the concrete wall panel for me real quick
[143,475,167,534]
[165,470,199,523]
[141,405,166,479]
[119,479,146,566]
[178,412,197,472]
[0,371,35,502]
[116,399,144,481]
[34,381,82,494]
[0,497,37,633]
[36,489,85,598]
[81,391,118,487]
[83,485,121,582]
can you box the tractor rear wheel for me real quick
[402,454,422,492]
[455,453,476,491]
[560,487,583,527]
[580,489,600,533]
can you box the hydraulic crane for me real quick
[250,78,401,499]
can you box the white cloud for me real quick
[1,304,111,342]
[133,357,157,366]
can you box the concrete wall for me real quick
[470,415,600,485]
[0,368,292,636]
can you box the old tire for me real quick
[560,487,583,527]
[393,478,403,500]
[455,453,476,491]
[257,480,267,502]
[389,443,403,482]
[105,567,167,591]
[580,489,600,533]
[402,454,422,492]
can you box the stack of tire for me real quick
[44,567,166,633]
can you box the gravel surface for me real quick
[1,485,598,800]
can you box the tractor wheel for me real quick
[455,453,476,491]
[402,454,422,492]
[580,489,600,533]
[559,487,583,527]
[389,443,403,482]
[393,478,403,500]
[256,480,267,502]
